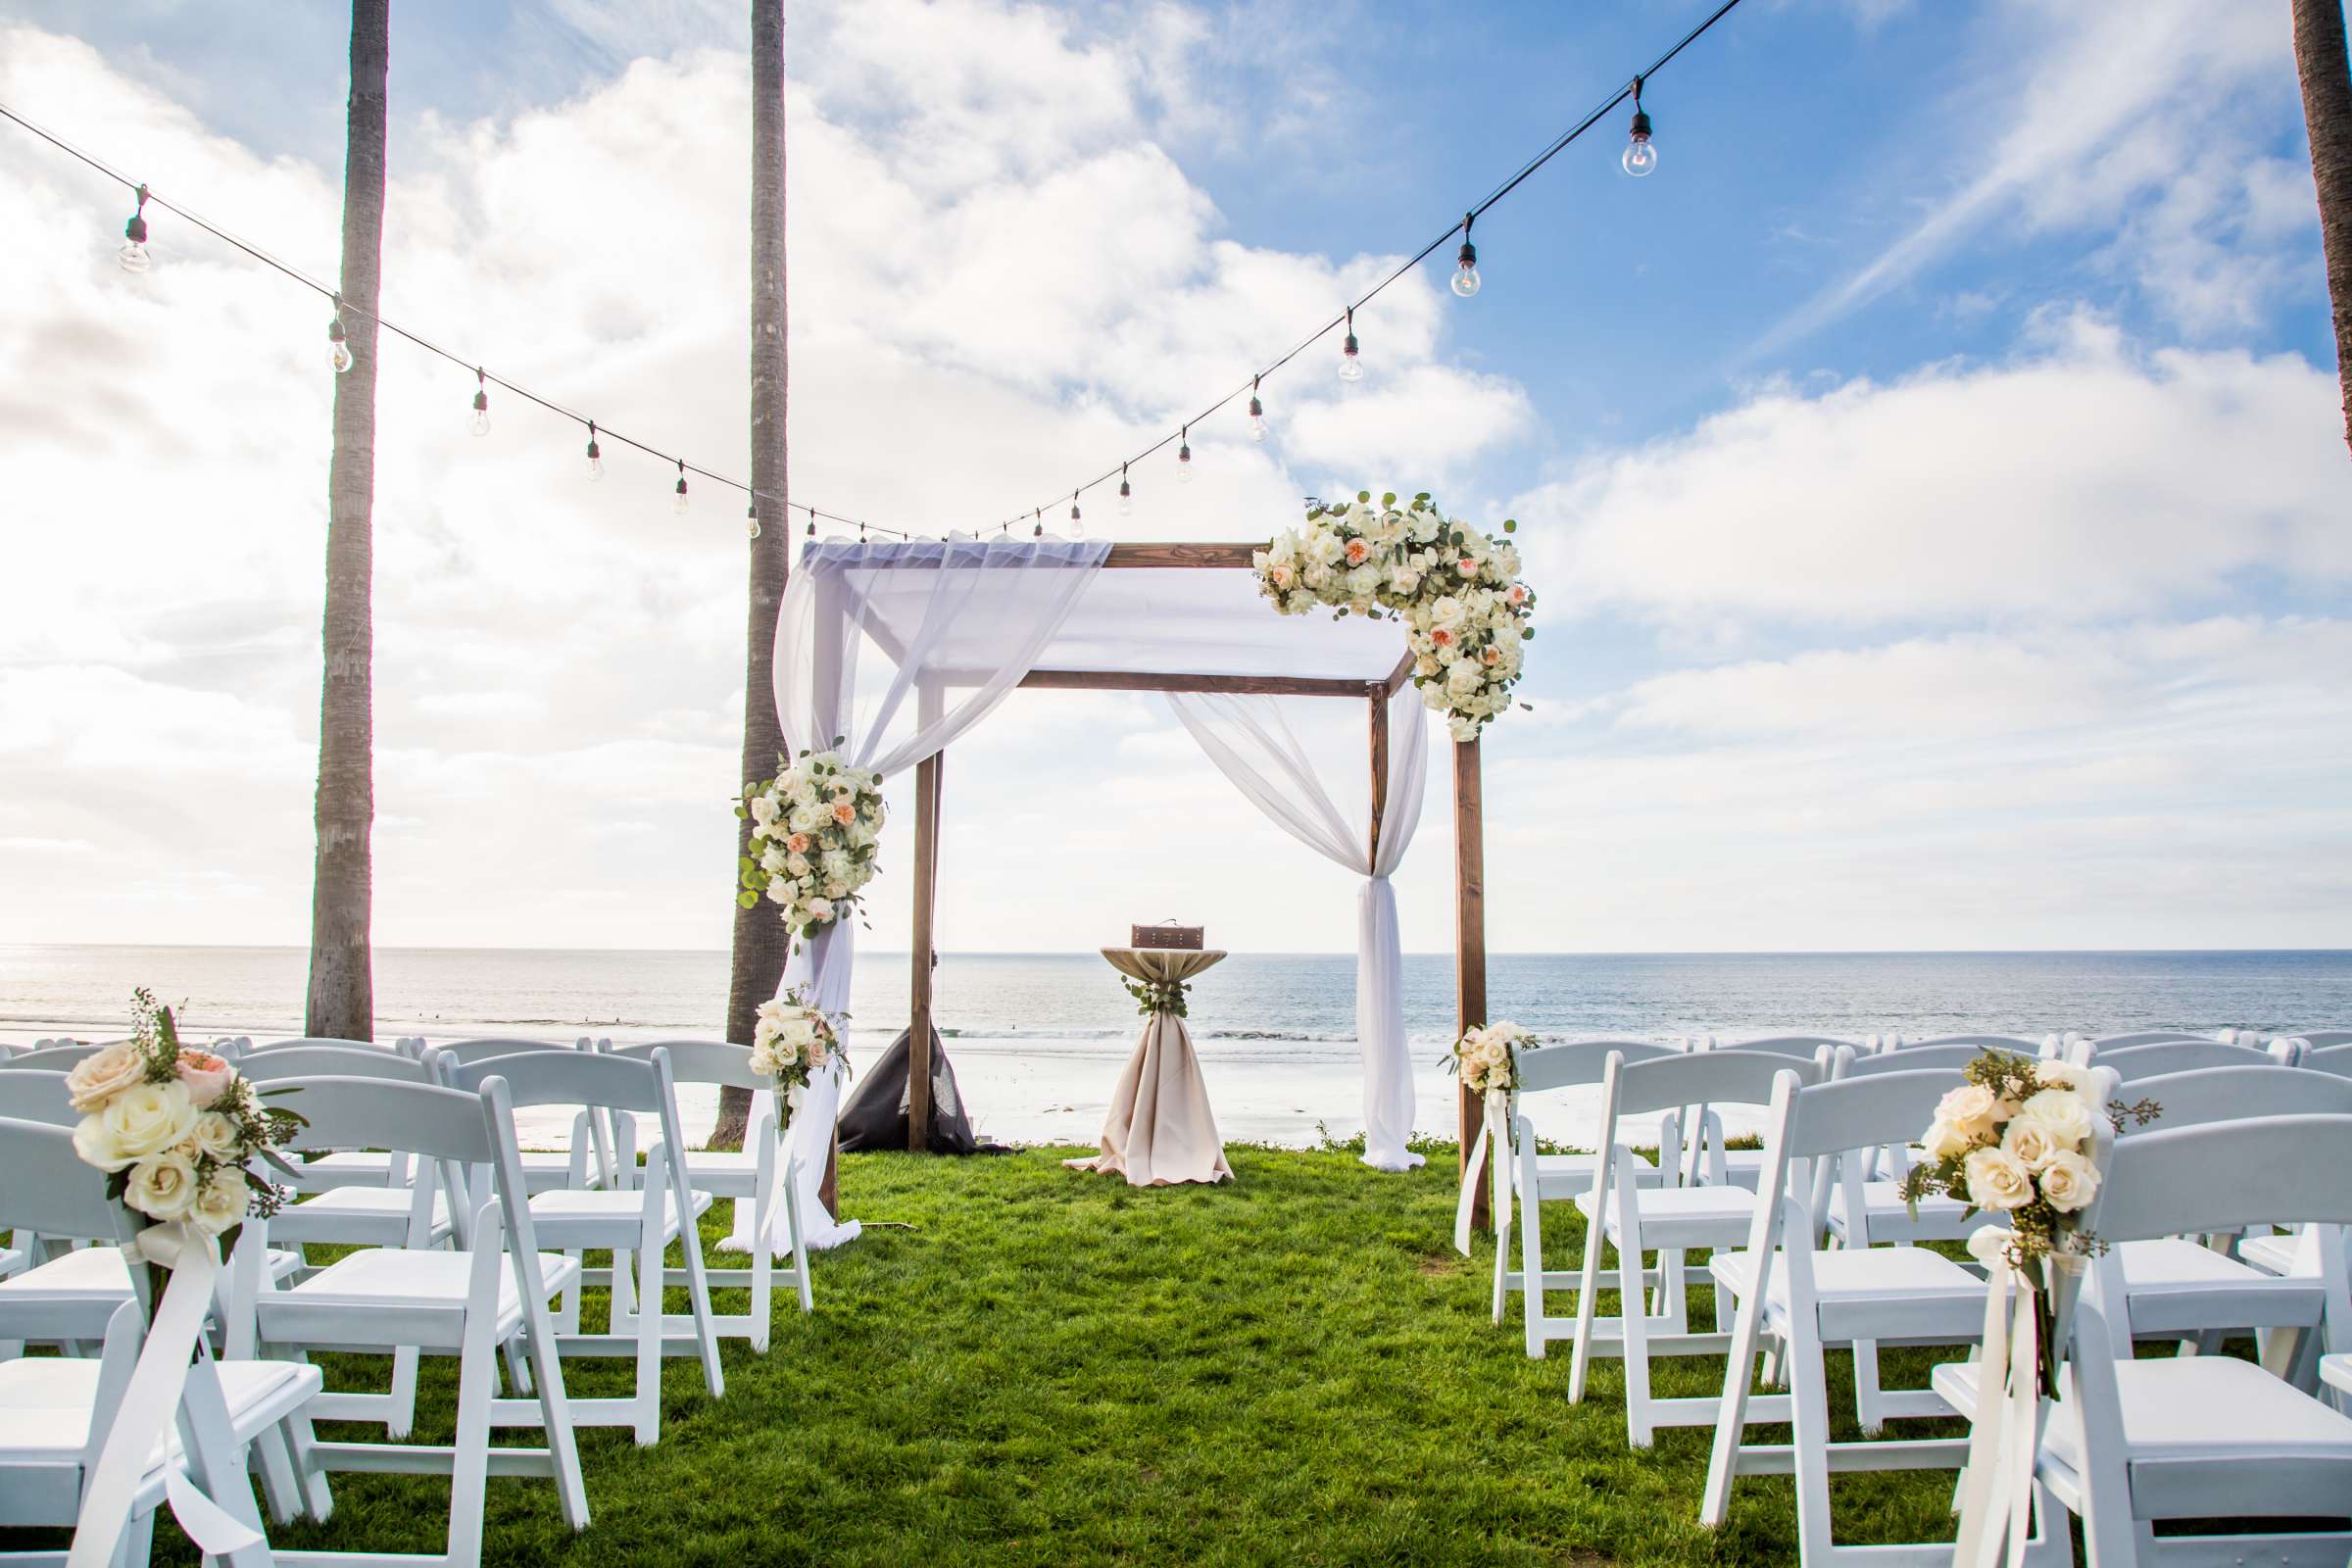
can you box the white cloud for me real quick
[1517,317,2352,625]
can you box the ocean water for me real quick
[6,946,2347,1150]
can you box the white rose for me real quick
[1921,1117,1975,1161]
[1447,713,1480,742]
[749,793,779,825]
[2014,1088,2095,1147]
[2037,1149,2100,1212]
[189,1110,242,1162]
[785,853,810,877]
[2000,1116,2062,1172]
[1935,1083,2002,1141]
[94,1080,199,1167]
[1306,529,1344,566]
[1347,564,1382,597]
[1429,595,1466,628]
[125,1148,202,1221]
[761,847,788,874]
[1446,662,1482,698]
[1962,1147,2035,1211]
[188,1166,251,1234]
[805,897,834,922]
[64,1041,146,1113]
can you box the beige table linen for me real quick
[1063,948,1234,1186]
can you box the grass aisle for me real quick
[165,1146,1963,1566]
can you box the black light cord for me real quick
[0,0,1747,543]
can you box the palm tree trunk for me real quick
[2292,0,2352,457]
[305,0,388,1041]
[711,0,793,1149]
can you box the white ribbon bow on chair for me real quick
[1451,1086,1512,1259]
[69,1222,271,1568]
[1951,1232,2048,1568]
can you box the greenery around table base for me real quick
[1120,976,1190,1018]
[108,1143,2006,1568]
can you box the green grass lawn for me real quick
[90,1144,1983,1566]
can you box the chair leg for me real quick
[1567,1204,1608,1405]
[279,1401,335,1523]
[388,1345,421,1440]
[1620,1232,1655,1447]
[1700,1264,1768,1527]
[1852,1337,1886,1434]
[447,1310,500,1568]
[783,1172,812,1315]
[1784,1303,1838,1565]
[253,1422,302,1525]
[520,1267,591,1531]
[1520,1182,1547,1359]
[627,1234,662,1446]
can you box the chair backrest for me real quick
[1780,1066,1981,1162]
[0,1068,79,1126]
[236,1035,423,1059]
[432,1037,585,1067]
[1606,1045,1827,1120]
[1705,1035,1857,1058]
[1832,1042,1990,1079]
[2301,1041,2352,1079]
[8,1042,105,1071]
[2289,1030,2352,1050]
[1510,1039,1681,1095]
[446,1047,664,1114]
[2076,1037,2294,1080]
[0,1115,145,1245]
[2087,1030,2211,1050]
[276,1077,501,1164]
[1889,1034,2045,1054]
[2084,1114,2352,1244]
[612,1039,767,1092]
[2126,1064,2352,1131]
[239,1044,440,1085]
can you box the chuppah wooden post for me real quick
[1367,688,1390,864]
[1454,736,1490,1228]
[907,750,942,1152]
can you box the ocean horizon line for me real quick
[5,942,2349,960]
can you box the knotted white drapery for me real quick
[755,537,1111,1248]
[1165,686,1430,1171]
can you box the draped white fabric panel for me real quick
[1164,687,1430,1171]
[761,537,1109,1245]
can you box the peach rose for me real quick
[174,1050,236,1109]
[1455,558,1478,577]
[1505,584,1528,606]
[786,832,811,855]
[64,1041,145,1113]
[1271,564,1296,589]
[1429,626,1455,649]
[831,801,857,826]
[1344,538,1370,565]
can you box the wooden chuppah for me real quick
[880,542,1493,1227]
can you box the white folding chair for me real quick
[446,1048,723,1446]
[1490,1040,1681,1357]
[435,1039,613,1194]
[4,1043,105,1072]
[2298,1039,2352,1079]
[2071,1036,2296,1080]
[1935,1112,2352,1568]
[1569,1047,1827,1446]
[1685,1038,1855,1192]
[1881,1034,2047,1054]
[612,1040,812,1346]
[0,1115,330,1561]
[1699,1068,2075,1566]
[245,1074,591,1565]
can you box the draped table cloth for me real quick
[1064,948,1233,1187]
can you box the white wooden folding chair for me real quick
[2070,1036,2296,1080]
[1698,1068,2074,1567]
[2082,1031,2217,1051]
[0,1115,330,1561]
[1490,1040,1681,1358]
[1934,1112,2352,1568]
[246,1075,592,1565]
[3,1043,105,1072]
[1569,1047,1828,1446]
[1880,1034,2046,1055]
[1684,1038,1854,1192]
[446,1048,723,1446]
[612,1040,812,1346]
[1819,1046,1993,1249]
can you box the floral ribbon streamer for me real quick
[1950,1235,2043,1568]
[1451,1086,1513,1257]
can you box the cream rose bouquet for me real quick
[1450,1020,1534,1098]
[749,991,843,1132]
[1252,492,1536,742]
[1898,1049,2158,1394]
[68,989,302,1243]
[737,747,887,945]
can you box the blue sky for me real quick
[1,0,2346,955]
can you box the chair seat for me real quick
[2118,1238,2326,1334]
[1576,1181,1759,1247]
[527,1187,711,1246]
[675,1148,762,1196]
[1705,1149,1767,1190]
[1525,1151,1662,1198]
[1934,1353,2352,1466]
[2239,1229,2311,1278]
[272,1185,453,1244]
[1712,1244,1987,1342]
[0,1246,24,1279]
[0,1245,301,1305]
[2324,1353,2352,1398]
[266,1247,579,1341]
[0,1356,319,1467]
[1827,1180,1987,1242]
[297,1150,400,1187]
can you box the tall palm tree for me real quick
[2292,0,2352,457]
[305,0,389,1040]
[712,0,792,1148]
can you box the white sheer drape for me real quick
[1165,686,1429,1171]
[754,537,1109,1248]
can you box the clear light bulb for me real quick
[469,390,491,438]
[118,236,153,274]
[585,438,605,481]
[327,321,353,374]
[1451,236,1482,297]
[1118,477,1134,515]
[1622,109,1657,177]
[1069,508,1086,540]
[1338,333,1365,383]
[1248,394,1268,442]
[672,475,690,515]
[1176,439,1194,483]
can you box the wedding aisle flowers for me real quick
[750,991,843,1129]
[1451,1020,1534,1097]
[1252,491,1536,741]
[738,748,886,942]
[68,989,300,1237]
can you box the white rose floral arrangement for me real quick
[1451,1020,1535,1098]
[737,747,887,944]
[1252,491,1535,742]
[67,989,301,1241]
[1898,1049,2158,1393]
[750,991,843,1130]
